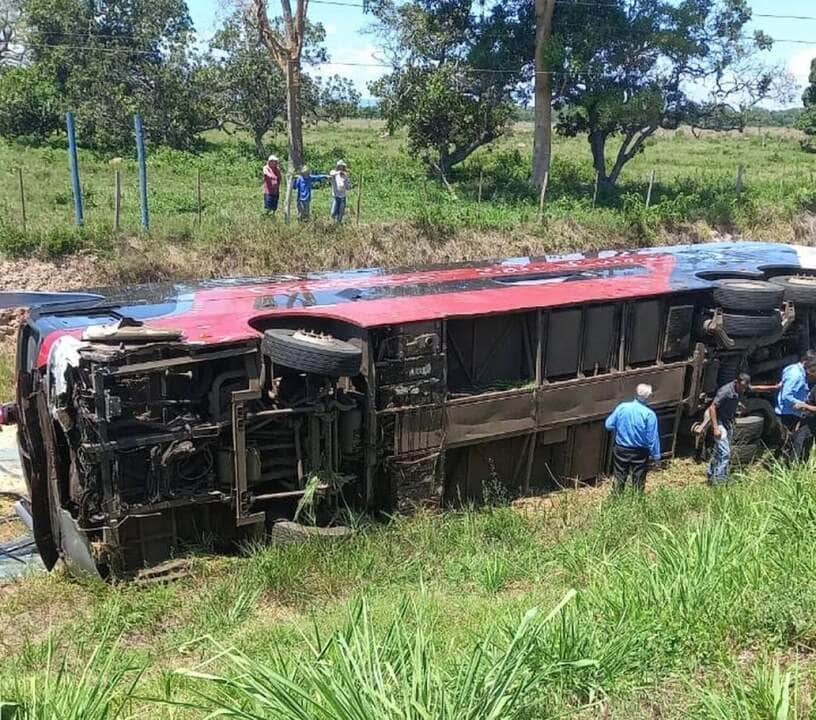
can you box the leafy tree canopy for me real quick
[15,0,217,149]
[210,10,359,159]
[368,0,532,178]
[551,0,788,188]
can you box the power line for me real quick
[310,0,816,23]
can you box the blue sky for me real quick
[188,0,816,105]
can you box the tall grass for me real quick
[8,463,816,717]
[0,639,143,720]
[175,592,576,720]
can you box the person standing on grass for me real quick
[262,155,282,216]
[706,373,779,484]
[605,384,661,493]
[329,160,351,224]
[292,165,328,222]
[776,353,816,462]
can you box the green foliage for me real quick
[369,0,530,176]
[553,0,781,187]
[176,596,571,720]
[796,58,816,151]
[0,639,143,720]
[0,65,60,140]
[19,0,215,150]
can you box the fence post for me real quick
[645,169,656,209]
[477,169,484,204]
[537,171,549,224]
[196,168,202,226]
[17,167,26,233]
[134,115,149,231]
[355,173,364,226]
[113,168,121,232]
[66,112,84,227]
[735,164,745,196]
[592,171,600,209]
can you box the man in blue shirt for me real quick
[776,353,816,462]
[292,166,328,222]
[605,383,661,492]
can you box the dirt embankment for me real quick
[0,256,103,352]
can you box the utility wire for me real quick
[311,0,816,22]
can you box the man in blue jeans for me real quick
[708,373,779,483]
[707,373,749,484]
[605,383,661,492]
[292,166,328,221]
[776,353,816,462]
[329,160,351,224]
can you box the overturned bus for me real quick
[6,241,816,577]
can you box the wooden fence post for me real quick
[17,167,26,233]
[645,169,656,208]
[537,171,549,224]
[477,169,484,204]
[196,168,202,226]
[355,173,365,226]
[113,169,121,232]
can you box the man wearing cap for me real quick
[292,165,328,222]
[605,383,661,492]
[329,160,352,224]
[262,155,282,216]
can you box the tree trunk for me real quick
[588,130,615,193]
[532,0,556,190]
[285,58,305,171]
[254,129,266,159]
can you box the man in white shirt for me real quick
[329,160,351,224]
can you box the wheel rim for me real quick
[293,329,337,347]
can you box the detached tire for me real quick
[262,329,362,377]
[768,275,816,306]
[732,442,760,466]
[732,415,765,445]
[713,279,784,313]
[722,312,782,338]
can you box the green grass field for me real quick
[0,122,815,284]
[4,460,816,718]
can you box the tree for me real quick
[532,0,555,190]
[19,0,217,149]
[211,10,358,158]
[551,0,784,191]
[369,0,530,179]
[253,0,310,170]
[212,11,288,157]
[0,65,59,138]
[797,57,816,151]
[0,0,22,67]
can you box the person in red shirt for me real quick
[262,155,282,215]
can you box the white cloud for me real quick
[314,44,388,96]
[789,47,816,91]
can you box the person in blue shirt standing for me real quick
[776,352,816,462]
[292,166,328,222]
[605,383,661,492]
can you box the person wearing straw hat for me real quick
[262,155,282,216]
[329,160,352,224]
